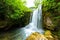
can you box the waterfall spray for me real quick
[23,4,44,39]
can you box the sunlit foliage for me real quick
[0,0,32,29]
[34,0,41,7]
[0,0,31,20]
[42,0,60,12]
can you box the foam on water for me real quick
[23,5,44,39]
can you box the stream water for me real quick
[22,5,44,40]
[0,5,44,40]
[22,0,44,39]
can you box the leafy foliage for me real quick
[34,0,41,8]
[0,0,32,29]
[0,0,31,20]
[42,0,60,24]
[42,0,60,39]
[42,0,60,12]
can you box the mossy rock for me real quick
[26,32,48,40]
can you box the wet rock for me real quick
[43,12,55,30]
[44,30,54,40]
[44,30,59,40]
[26,31,58,40]
[26,32,48,40]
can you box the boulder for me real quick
[26,31,58,40]
[26,32,48,40]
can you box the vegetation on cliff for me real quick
[0,0,32,29]
[42,0,60,39]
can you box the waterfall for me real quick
[23,4,44,38]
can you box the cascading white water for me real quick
[0,5,44,40]
[23,4,44,39]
